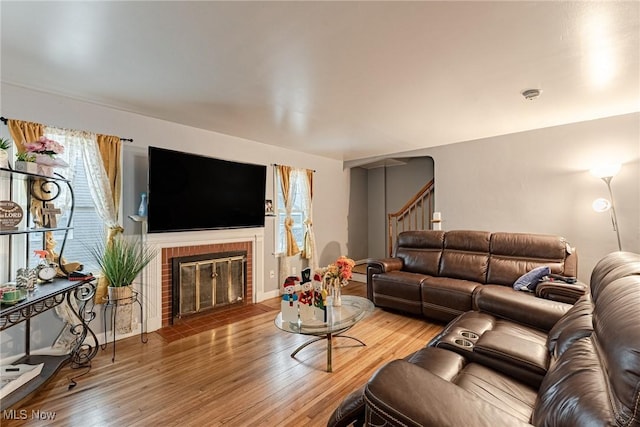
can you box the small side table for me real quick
[101,290,147,362]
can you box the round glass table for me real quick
[274,295,374,372]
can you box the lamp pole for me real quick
[601,176,622,251]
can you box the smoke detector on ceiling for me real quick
[521,89,542,100]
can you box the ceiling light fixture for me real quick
[521,89,541,100]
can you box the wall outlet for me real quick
[269,270,275,279]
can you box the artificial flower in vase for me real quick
[317,255,355,306]
[23,136,68,177]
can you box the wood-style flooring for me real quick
[2,282,444,427]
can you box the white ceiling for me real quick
[1,1,638,161]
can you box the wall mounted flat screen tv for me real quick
[147,147,267,233]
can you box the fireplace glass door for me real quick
[178,254,245,316]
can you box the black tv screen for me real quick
[147,147,266,233]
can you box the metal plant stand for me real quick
[101,290,147,362]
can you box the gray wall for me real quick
[347,167,368,261]
[385,157,434,215]
[350,157,435,259]
[367,168,386,259]
[348,113,640,282]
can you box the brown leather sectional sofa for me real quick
[329,251,640,426]
[367,230,587,325]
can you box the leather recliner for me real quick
[329,251,640,426]
[345,251,640,426]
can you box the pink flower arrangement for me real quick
[25,136,64,156]
[23,136,67,167]
[316,255,355,287]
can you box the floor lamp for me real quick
[590,163,622,251]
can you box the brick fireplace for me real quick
[144,228,265,333]
[161,241,252,327]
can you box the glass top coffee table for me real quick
[274,295,374,372]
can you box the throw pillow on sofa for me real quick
[513,266,551,292]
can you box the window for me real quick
[275,169,308,255]
[27,131,107,273]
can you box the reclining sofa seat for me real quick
[368,230,579,324]
[360,251,640,427]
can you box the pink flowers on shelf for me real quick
[24,136,64,156]
[24,136,68,168]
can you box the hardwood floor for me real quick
[2,282,444,426]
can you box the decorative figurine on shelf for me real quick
[298,268,314,322]
[313,272,328,322]
[281,275,300,322]
[34,250,56,283]
[138,192,147,217]
[16,267,37,292]
[44,233,82,277]
[40,202,62,228]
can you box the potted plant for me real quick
[91,236,156,303]
[14,151,37,174]
[0,137,10,169]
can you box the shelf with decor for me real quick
[0,166,75,275]
[0,166,98,411]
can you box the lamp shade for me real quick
[592,198,611,212]
[590,163,621,179]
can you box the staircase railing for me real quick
[387,179,435,256]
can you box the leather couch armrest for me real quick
[366,258,403,301]
[535,280,588,304]
[364,360,532,427]
[474,285,570,331]
[473,330,549,387]
[367,257,403,273]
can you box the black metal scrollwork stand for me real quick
[0,278,99,410]
[68,280,99,368]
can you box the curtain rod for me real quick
[0,116,133,142]
[272,163,316,172]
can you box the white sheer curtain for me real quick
[44,127,129,350]
[45,127,119,232]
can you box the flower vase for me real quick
[331,282,342,307]
[138,192,148,217]
[15,161,38,174]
